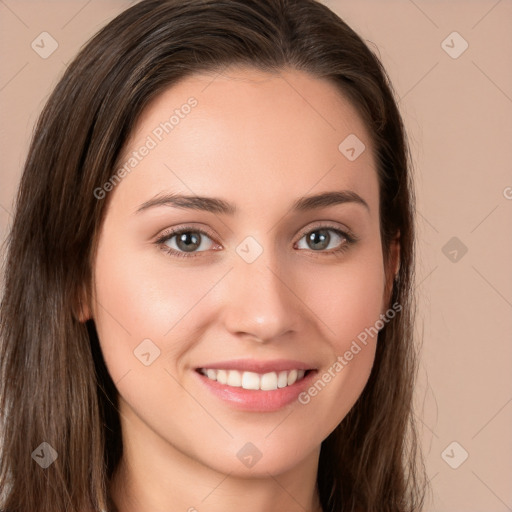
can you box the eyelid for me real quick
[295,221,358,244]
[155,221,356,244]
[154,224,219,244]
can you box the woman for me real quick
[0,0,428,511]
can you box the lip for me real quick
[195,358,316,374]
[194,366,319,412]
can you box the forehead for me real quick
[113,67,378,217]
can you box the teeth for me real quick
[199,368,308,390]
[227,370,242,387]
[288,369,298,386]
[260,372,277,391]
[277,371,288,388]
[206,369,217,380]
[242,371,260,390]
[216,369,228,384]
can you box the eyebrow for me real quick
[135,190,370,215]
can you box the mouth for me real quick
[195,367,314,391]
[193,364,318,412]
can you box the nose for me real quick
[220,247,303,343]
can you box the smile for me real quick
[197,368,311,391]
[193,360,318,413]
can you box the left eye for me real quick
[295,227,350,252]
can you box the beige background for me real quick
[1,0,511,510]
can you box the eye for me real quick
[294,225,357,255]
[155,223,357,259]
[156,227,219,258]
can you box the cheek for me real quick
[292,244,385,417]
[304,246,386,351]
[91,234,218,380]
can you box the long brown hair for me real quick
[0,1,427,511]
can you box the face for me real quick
[86,67,398,478]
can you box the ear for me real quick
[382,230,400,310]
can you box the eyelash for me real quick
[155,223,358,259]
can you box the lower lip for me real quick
[194,369,318,412]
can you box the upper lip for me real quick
[196,358,317,374]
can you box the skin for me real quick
[82,67,399,512]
